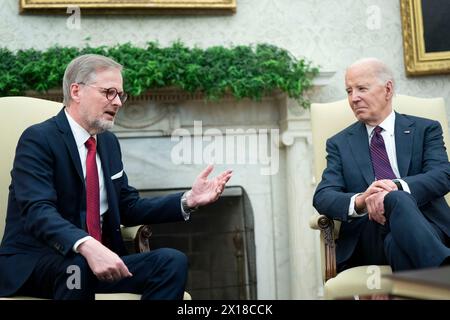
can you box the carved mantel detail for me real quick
[115,100,170,129]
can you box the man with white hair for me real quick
[313,58,450,272]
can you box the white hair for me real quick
[347,57,395,87]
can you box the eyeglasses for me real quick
[78,82,128,104]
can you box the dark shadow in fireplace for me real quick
[138,186,257,300]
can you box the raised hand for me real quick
[186,165,233,208]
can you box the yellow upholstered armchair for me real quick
[309,95,450,299]
[0,96,189,300]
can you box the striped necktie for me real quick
[370,126,396,180]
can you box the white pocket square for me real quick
[111,170,123,180]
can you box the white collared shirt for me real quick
[65,110,109,251]
[365,111,400,178]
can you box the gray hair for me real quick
[347,57,395,87]
[62,54,123,106]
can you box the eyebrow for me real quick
[100,86,124,93]
[346,83,370,88]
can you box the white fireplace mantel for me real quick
[111,71,335,299]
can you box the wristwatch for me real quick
[392,179,403,191]
[181,191,198,214]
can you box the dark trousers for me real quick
[343,191,450,272]
[17,248,188,300]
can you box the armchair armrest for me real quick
[119,225,192,300]
[309,214,337,281]
[121,225,152,253]
[309,213,332,230]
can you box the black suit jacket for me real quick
[0,108,184,296]
[313,112,450,266]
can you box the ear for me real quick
[70,83,82,103]
[385,80,394,100]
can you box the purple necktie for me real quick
[370,126,396,180]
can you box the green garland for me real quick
[0,42,319,108]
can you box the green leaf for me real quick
[0,42,319,108]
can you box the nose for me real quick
[112,94,123,108]
[351,92,361,103]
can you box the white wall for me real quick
[2,0,450,119]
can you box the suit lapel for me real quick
[96,134,123,244]
[55,109,84,182]
[394,112,414,177]
[347,122,374,185]
[96,134,111,183]
[96,134,116,207]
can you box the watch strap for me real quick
[181,191,198,213]
[392,179,403,191]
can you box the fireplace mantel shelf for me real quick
[25,71,335,104]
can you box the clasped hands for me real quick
[355,179,398,225]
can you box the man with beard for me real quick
[0,54,232,300]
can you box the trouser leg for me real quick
[17,252,96,300]
[383,233,414,271]
[339,216,388,272]
[18,248,188,300]
[384,191,450,270]
[96,248,188,300]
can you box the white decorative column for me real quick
[279,98,320,299]
[279,71,335,299]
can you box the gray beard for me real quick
[91,118,114,134]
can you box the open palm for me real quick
[188,165,233,207]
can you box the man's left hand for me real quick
[186,165,233,208]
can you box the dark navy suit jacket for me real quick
[0,108,184,296]
[313,112,450,266]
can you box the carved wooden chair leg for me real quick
[317,215,336,281]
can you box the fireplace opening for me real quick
[138,186,257,300]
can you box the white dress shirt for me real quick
[349,111,411,217]
[65,110,108,251]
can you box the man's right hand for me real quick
[78,238,132,282]
[365,190,389,224]
[355,179,397,212]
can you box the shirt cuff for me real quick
[73,236,93,253]
[349,193,367,218]
[180,201,191,221]
[396,179,411,194]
